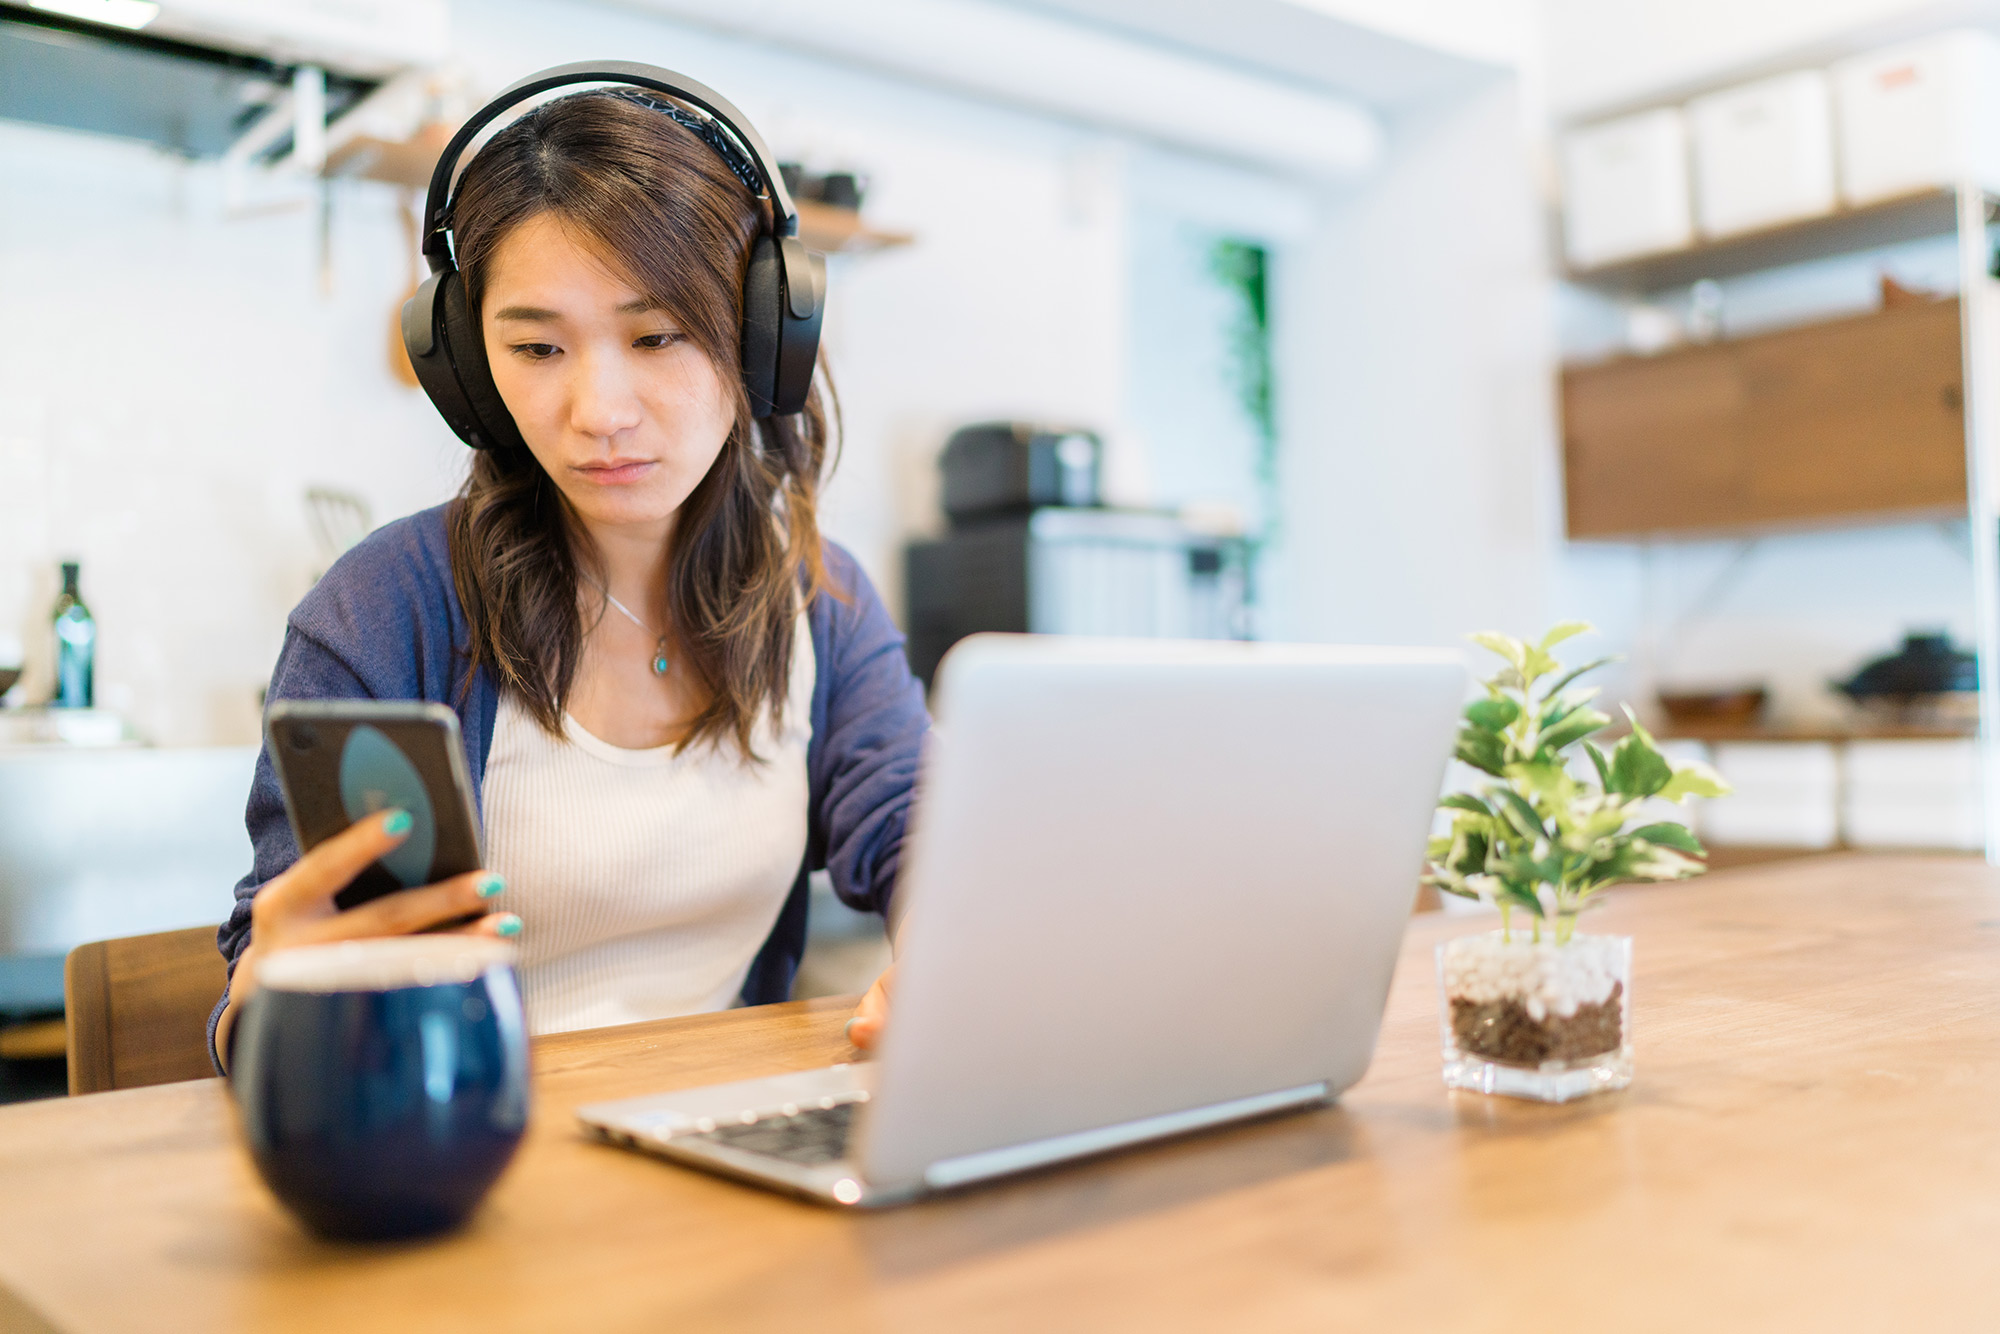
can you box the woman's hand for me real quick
[846,964,894,1051]
[214,809,517,1071]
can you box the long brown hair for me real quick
[445,90,837,757]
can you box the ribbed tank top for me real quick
[479,617,814,1035]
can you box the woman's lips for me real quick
[574,460,656,485]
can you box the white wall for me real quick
[1294,0,1537,68]
[3,0,1313,745]
[0,121,463,744]
[1272,76,1563,651]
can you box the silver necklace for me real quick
[585,577,671,676]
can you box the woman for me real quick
[209,86,922,1068]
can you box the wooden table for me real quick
[4,854,1998,1332]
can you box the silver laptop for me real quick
[576,634,1464,1207]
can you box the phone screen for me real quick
[266,701,485,912]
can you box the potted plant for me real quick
[1424,623,1731,1102]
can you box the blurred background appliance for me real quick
[1834,630,1978,723]
[905,422,1249,687]
[938,421,1103,522]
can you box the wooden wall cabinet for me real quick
[1562,298,1967,538]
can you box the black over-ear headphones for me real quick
[401,60,827,449]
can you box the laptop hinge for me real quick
[921,1082,1330,1191]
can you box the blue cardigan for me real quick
[209,503,929,1064]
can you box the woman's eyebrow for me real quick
[492,300,663,320]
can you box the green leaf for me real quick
[1538,685,1601,729]
[1537,706,1611,756]
[1538,621,1593,651]
[1509,759,1573,802]
[1450,831,1490,876]
[1626,843,1706,881]
[1439,792,1493,815]
[1464,697,1521,732]
[1608,732,1673,798]
[1468,631,1528,670]
[1630,822,1705,855]
[1496,881,1545,918]
[1657,762,1733,803]
[1493,787,1548,842]
[1583,740,1612,788]
[1574,804,1629,844]
[1543,656,1618,702]
[1455,726,1507,776]
[1621,704,1660,749]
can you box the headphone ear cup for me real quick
[402,268,526,452]
[740,235,784,419]
[771,238,825,417]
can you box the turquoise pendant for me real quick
[652,645,670,676]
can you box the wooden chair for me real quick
[64,926,227,1095]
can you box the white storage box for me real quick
[1689,71,1838,237]
[1560,108,1695,268]
[1842,739,1984,850]
[1843,798,1983,849]
[1834,30,2000,205]
[1844,738,1980,788]
[1702,743,1840,848]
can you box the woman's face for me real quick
[480,211,735,539]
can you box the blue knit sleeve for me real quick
[808,547,930,918]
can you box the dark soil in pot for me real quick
[1450,982,1624,1066]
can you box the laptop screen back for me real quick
[856,636,1465,1191]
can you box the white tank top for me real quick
[479,616,814,1035]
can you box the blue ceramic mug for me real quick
[232,937,530,1241]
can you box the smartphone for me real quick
[265,700,485,914]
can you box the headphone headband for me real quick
[419,60,800,271]
[403,61,824,437]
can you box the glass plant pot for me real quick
[1436,931,1632,1103]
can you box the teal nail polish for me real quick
[382,809,413,836]
[494,914,523,938]
[476,873,506,899]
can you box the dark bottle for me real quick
[51,562,95,709]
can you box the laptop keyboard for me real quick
[692,1100,859,1166]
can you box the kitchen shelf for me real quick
[1652,719,1977,743]
[324,125,452,190]
[796,200,913,254]
[1566,189,1995,295]
[321,143,914,255]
